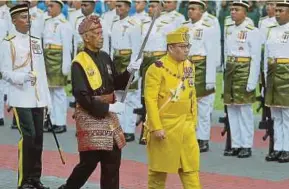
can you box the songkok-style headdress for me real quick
[10,4,29,17]
[166,26,190,44]
[52,0,64,7]
[232,0,250,9]
[276,0,289,7]
[78,15,102,35]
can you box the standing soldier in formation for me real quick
[0,0,13,126]
[144,26,201,189]
[43,0,73,133]
[223,0,261,158]
[102,0,118,30]
[0,4,51,189]
[111,0,142,142]
[138,0,177,144]
[184,0,218,153]
[27,0,45,38]
[162,0,186,28]
[131,0,148,24]
[264,1,289,163]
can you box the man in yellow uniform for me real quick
[144,26,201,189]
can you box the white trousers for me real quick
[49,87,67,126]
[227,104,254,148]
[196,94,215,140]
[115,90,139,134]
[0,80,4,119]
[271,108,289,151]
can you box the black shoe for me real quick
[224,148,241,156]
[30,180,50,189]
[69,101,76,108]
[139,139,146,145]
[278,151,289,163]
[53,125,67,134]
[218,116,226,123]
[18,183,36,189]
[237,148,252,158]
[10,124,18,129]
[0,118,4,126]
[265,151,282,162]
[124,133,135,142]
[198,140,209,153]
[4,94,7,102]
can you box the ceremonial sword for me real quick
[120,10,159,102]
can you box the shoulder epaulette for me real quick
[59,18,67,23]
[225,16,231,19]
[174,12,181,17]
[45,17,51,22]
[128,19,136,26]
[207,13,215,19]
[269,24,278,28]
[161,20,168,24]
[77,15,85,20]
[142,20,151,24]
[4,34,15,41]
[113,18,119,22]
[182,21,190,25]
[202,21,211,27]
[30,35,40,40]
[37,9,44,14]
[246,24,255,30]
[260,16,268,21]
[225,23,234,27]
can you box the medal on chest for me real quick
[281,31,289,43]
[237,30,247,43]
[53,23,59,33]
[193,29,203,40]
[31,40,42,54]
[0,12,5,19]
[107,64,112,75]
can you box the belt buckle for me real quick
[231,56,236,62]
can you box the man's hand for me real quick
[246,83,255,92]
[127,58,143,73]
[24,71,37,86]
[206,83,215,90]
[152,129,166,140]
[109,101,125,114]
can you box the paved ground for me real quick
[1,104,289,189]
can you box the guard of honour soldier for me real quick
[2,0,289,189]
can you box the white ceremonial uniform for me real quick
[185,19,217,141]
[29,6,45,38]
[264,22,289,152]
[258,16,278,44]
[101,8,118,30]
[0,4,13,120]
[225,16,254,29]
[0,31,51,109]
[111,16,142,134]
[224,21,261,148]
[202,11,221,115]
[43,14,73,127]
[162,10,186,28]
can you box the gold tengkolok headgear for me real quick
[166,26,190,45]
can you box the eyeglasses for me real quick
[174,44,192,49]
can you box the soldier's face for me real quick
[168,43,190,62]
[188,4,203,22]
[148,2,161,17]
[163,1,177,12]
[266,3,276,15]
[84,28,104,50]
[230,6,246,22]
[116,2,130,16]
[81,2,95,16]
[135,1,146,13]
[47,2,62,17]
[275,7,289,25]
[12,12,30,34]
[72,1,82,10]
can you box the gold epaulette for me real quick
[269,24,278,28]
[246,24,255,30]
[45,17,51,22]
[77,15,85,20]
[161,20,168,24]
[207,13,215,19]
[4,34,15,41]
[142,20,150,24]
[202,21,211,27]
[59,18,67,23]
[225,23,234,27]
[37,9,44,14]
[182,21,189,25]
[260,16,268,21]
[30,35,40,40]
[128,19,136,26]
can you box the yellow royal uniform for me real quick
[144,27,201,188]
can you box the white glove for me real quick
[62,64,70,76]
[261,87,264,97]
[246,83,256,92]
[132,71,140,83]
[127,58,143,73]
[24,72,36,85]
[206,83,215,90]
[109,101,125,114]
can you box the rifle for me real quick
[44,112,66,165]
[257,71,274,154]
[220,105,232,154]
